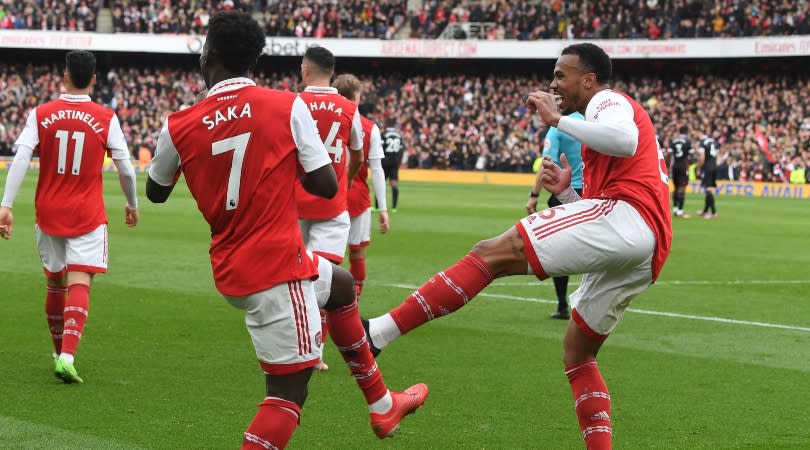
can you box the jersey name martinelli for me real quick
[15,94,129,236]
[295,86,363,220]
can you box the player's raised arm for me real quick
[556,90,638,157]
[146,121,181,203]
[291,96,337,199]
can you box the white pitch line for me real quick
[379,283,810,333]
[492,279,810,287]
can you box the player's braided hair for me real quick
[66,50,95,89]
[561,43,612,85]
[207,11,265,74]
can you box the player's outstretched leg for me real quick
[367,226,527,351]
[563,318,612,450]
[322,264,428,438]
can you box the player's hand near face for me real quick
[124,205,139,227]
[541,154,572,195]
[526,91,562,127]
[378,210,390,234]
[0,206,13,239]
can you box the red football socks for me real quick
[389,252,494,334]
[45,286,67,354]
[349,256,366,297]
[242,397,301,450]
[325,300,388,404]
[566,359,612,450]
[60,283,90,357]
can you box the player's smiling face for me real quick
[550,54,586,114]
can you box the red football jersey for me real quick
[581,90,672,280]
[295,86,362,219]
[150,79,331,297]
[347,116,374,217]
[15,94,128,237]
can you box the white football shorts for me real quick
[298,210,350,264]
[348,208,372,250]
[311,252,334,309]
[35,223,108,277]
[516,199,655,338]
[224,278,323,375]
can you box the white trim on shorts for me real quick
[298,210,350,264]
[35,223,108,275]
[348,208,372,249]
[516,199,655,337]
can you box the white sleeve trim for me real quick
[554,186,582,204]
[113,158,138,209]
[368,124,384,160]
[369,158,387,211]
[349,108,363,151]
[557,91,638,157]
[107,114,130,160]
[148,121,181,186]
[291,96,332,173]
[14,107,39,149]
[1,144,34,208]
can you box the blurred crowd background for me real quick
[2,62,809,183]
[1,1,809,183]
[1,1,808,40]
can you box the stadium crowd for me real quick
[0,0,99,31]
[411,0,810,39]
[3,1,809,41]
[1,63,809,183]
[108,0,407,38]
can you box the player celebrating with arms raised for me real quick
[365,43,672,449]
[0,50,139,384]
[146,12,425,449]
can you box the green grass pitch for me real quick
[1,171,809,449]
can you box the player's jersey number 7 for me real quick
[212,132,251,211]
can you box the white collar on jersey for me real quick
[304,85,338,94]
[207,77,256,97]
[59,93,91,102]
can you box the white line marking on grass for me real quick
[493,280,810,287]
[379,283,810,333]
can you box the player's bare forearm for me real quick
[146,177,175,203]
[526,170,544,214]
[347,149,362,183]
[301,164,337,199]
